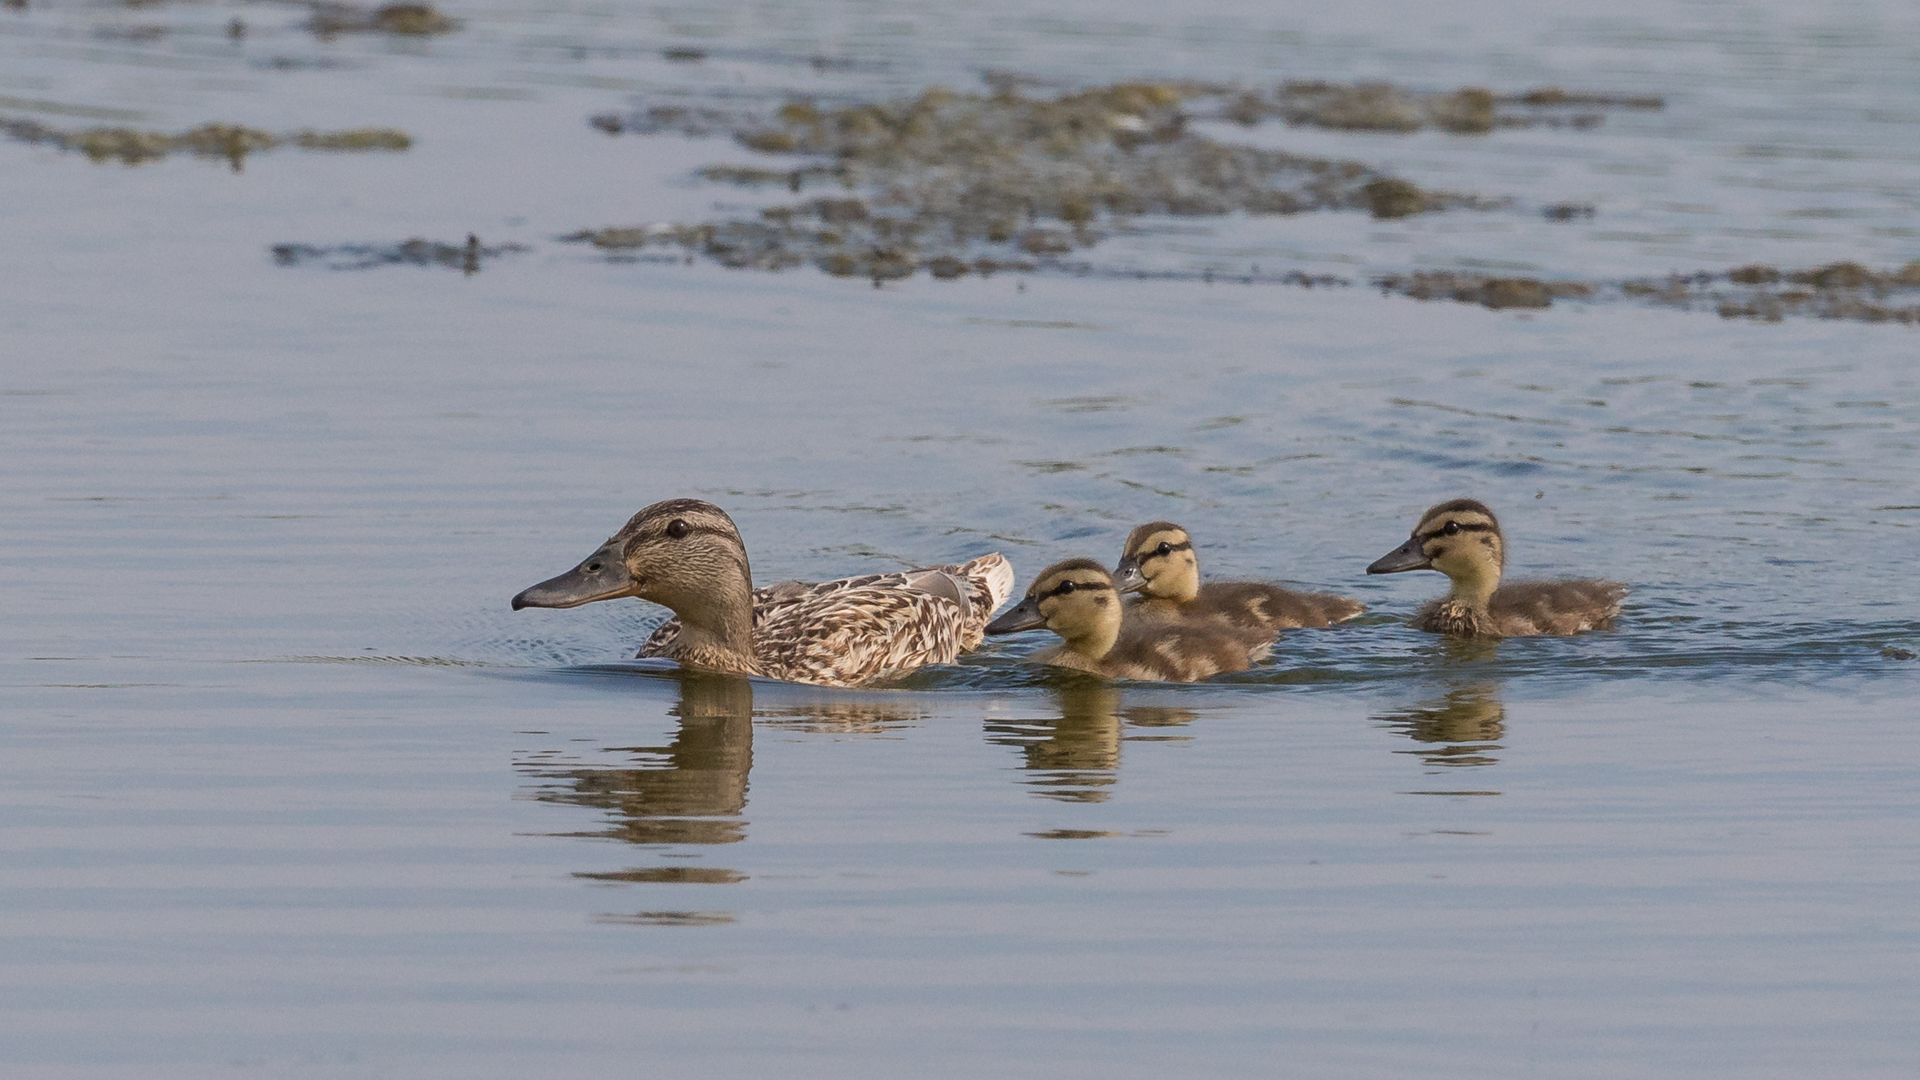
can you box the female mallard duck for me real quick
[1366,498,1625,637]
[985,558,1271,682]
[511,499,1014,687]
[1114,521,1364,631]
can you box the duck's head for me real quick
[1113,521,1198,601]
[986,557,1123,659]
[512,499,755,625]
[1367,498,1505,603]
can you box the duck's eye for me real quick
[1443,521,1459,536]
[666,519,690,539]
[1155,541,1172,556]
[1057,581,1076,595]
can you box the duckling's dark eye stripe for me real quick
[1046,579,1112,597]
[1137,541,1192,563]
[1419,522,1492,541]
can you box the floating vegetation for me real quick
[1220,81,1663,134]
[307,2,458,38]
[578,82,1507,283]
[271,235,528,273]
[1374,272,1595,310]
[293,128,412,151]
[1624,261,1920,325]
[1376,260,1920,324]
[0,115,412,169]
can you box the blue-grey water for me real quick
[3,0,1918,1075]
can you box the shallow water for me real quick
[3,0,1919,1075]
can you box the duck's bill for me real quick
[1366,536,1431,575]
[1111,557,1148,595]
[984,596,1047,634]
[511,545,636,609]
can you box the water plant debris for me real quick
[1377,261,1920,324]
[577,81,1515,280]
[1220,81,1661,134]
[271,235,527,273]
[0,116,411,169]
[307,2,458,37]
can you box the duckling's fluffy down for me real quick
[1137,580,1364,631]
[1417,579,1627,637]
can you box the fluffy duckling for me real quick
[512,499,1013,687]
[1114,521,1364,631]
[1366,498,1626,637]
[986,558,1271,682]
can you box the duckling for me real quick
[1114,521,1364,631]
[512,499,1014,687]
[986,558,1270,682]
[1366,498,1626,637]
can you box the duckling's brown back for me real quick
[1188,581,1365,630]
[1100,619,1270,682]
[1487,579,1627,635]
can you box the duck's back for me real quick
[754,583,971,687]
[639,553,1013,659]
[1097,620,1272,682]
[1416,578,1626,637]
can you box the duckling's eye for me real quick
[1057,581,1076,595]
[666,519,690,539]
[1443,521,1459,536]
[1155,541,1171,556]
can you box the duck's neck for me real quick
[1037,644,1107,675]
[663,578,761,676]
[1058,619,1121,664]
[1444,559,1501,612]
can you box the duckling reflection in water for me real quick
[986,558,1271,682]
[512,499,1014,686]
[1375,683,1505,769]
[1115,521,1364,632]
[987,684,1123,803]
[1367,499,1626,637]
[984,685,1201,803]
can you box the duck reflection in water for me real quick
[985,681,1198,803]
[523,674,755,885]
[1374,680,1507,772]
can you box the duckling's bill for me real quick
[984,595,1047,634]
[1367,535,1432,575]
[1110,555,1148,594]
[511,543,636,609]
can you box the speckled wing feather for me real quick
[752,584,968,687]
[949,553,1016,648]
[638,553,1012,659]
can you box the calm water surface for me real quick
[3,0,1918,1075]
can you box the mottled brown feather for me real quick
[640,554,1011,658]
